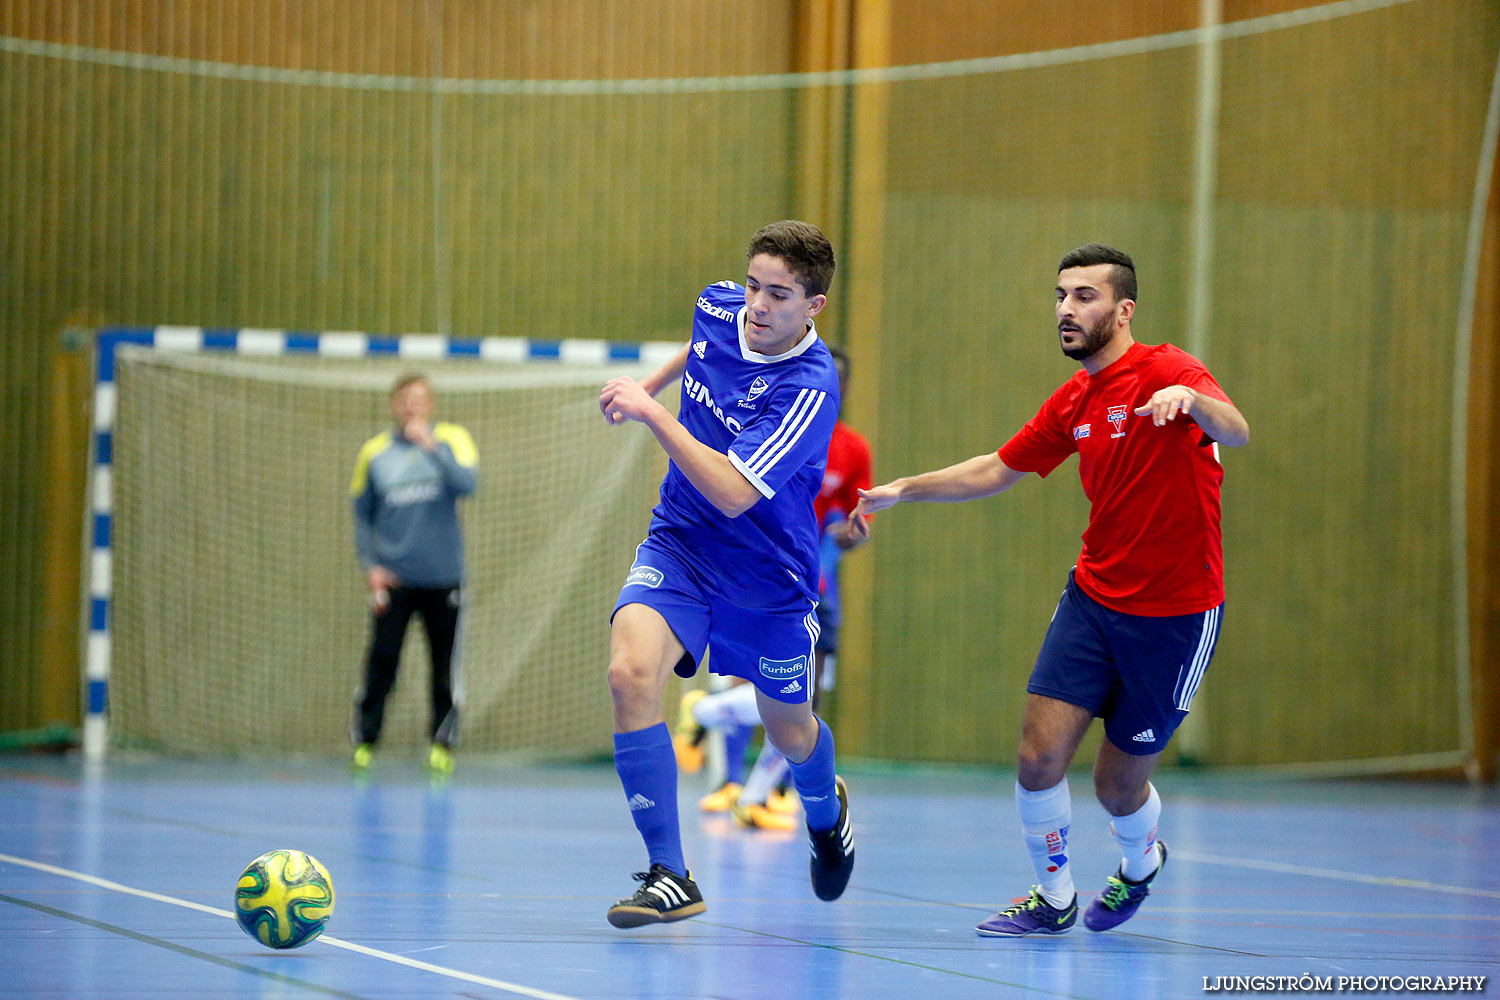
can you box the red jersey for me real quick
[998,342,1231,616]
[816,421,872,527]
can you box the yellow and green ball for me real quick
[234,849,335,949]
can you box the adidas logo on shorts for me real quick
[693,341,706,358]
[1132,729,1156,743]
[780,680,803,695]
[627,793,656,811]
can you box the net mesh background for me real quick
[852,0,1496,766]
[4,0,1494,764]
[108,352,672,755]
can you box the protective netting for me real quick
[107,350,670,756]
[11,0,1493,766]
[850,0,1500,768]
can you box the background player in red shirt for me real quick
[853,244,1248,937]
[812,348,874,695]
[737,347,872,828]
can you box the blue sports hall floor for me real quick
[1,751,1496,999]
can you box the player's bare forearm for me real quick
[897,453,1025,502]
[1187,392,1249,447]
[854,453,1026,527]
[646,416,763,517]
[600,375,760,517]
[1133,385,1249,447]
[640,344,690,398]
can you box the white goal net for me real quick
[105,347,676,758]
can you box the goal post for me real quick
[84,326,681,759]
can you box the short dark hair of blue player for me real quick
[747,220,836,298]
[1058,243,1136,304]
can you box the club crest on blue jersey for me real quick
[625,565,664,588]
[758,654,807,680]
[737,376,771,410]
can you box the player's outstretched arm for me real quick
[600,375,762,517]
[1133,385,1249,447]
[850,453,1026,539]
[639,344,691,398]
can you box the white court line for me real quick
[1174,849,1500,900]
[0,853,585,1000]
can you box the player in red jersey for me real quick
[853,244,1248,937]
[813,348,874,695]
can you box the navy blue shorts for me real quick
[612,535,820,704]
[1028,571,1223,756]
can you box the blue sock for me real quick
[613,723,686,877]
[724,724,753,784]
[786,716,840,831]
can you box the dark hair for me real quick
[747,220,836,298]
[1058,243,1136,304]
[827,345,850,378]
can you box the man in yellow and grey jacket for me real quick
[349,372,477,773]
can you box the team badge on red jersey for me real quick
[1107,404,1128,438]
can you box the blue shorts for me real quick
[1028,571,1223,756]
[814,598,838,653]
[612,535,819,705]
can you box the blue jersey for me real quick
[649,280,840,610]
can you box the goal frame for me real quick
[83,325,680,757]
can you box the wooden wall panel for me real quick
[886,0,1195,65]
[885,0,1339,67]
[6,1,788,78]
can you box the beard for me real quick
[1059,311,1114,361]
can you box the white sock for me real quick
[737,746,789,806]
[692,682,761,728]
[1110,782,1163,882]
[1015,779,1074,907]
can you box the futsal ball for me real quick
[233,849,335,949]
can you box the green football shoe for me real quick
[427,744,454,774]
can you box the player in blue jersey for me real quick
[598,220,855,927]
